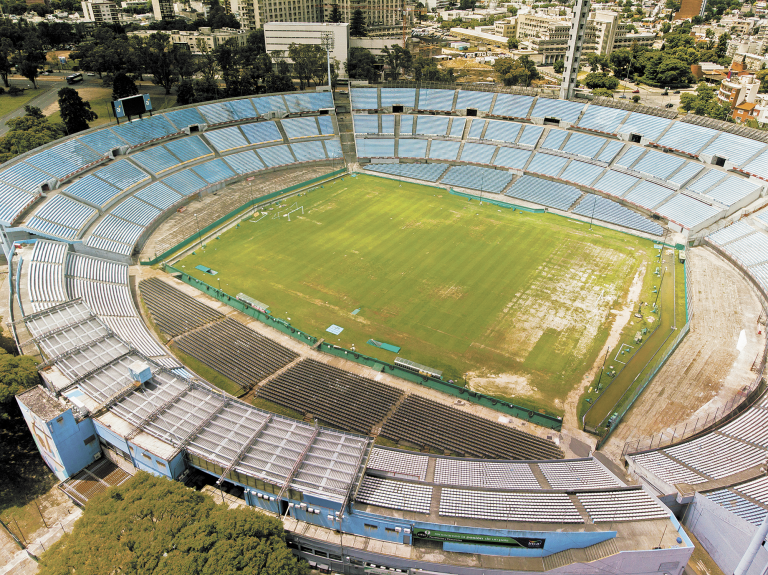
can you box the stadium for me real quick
[5,84,768,575]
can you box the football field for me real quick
[177,174,655,414]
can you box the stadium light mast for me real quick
[559,0,591,101]
[320,31,335,90]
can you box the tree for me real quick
[413,56,454,82]
[381,44,412,81]
[37,472,307,575]
[0,346,38,420]
[592,87,614,98]
[0,38,14,88]
[175,79,195,105]
[507,5,517,14]
[58,87,97,134]
[507,37,518,51]
[111,71,138,100]
[0,105,65,163]
[553,59,564,74]
[350,8,367,36]
[288,43,325,90]
[346,47,378,82]
[173,47,198,81]
[265,71,295,93]
[329,3,342,22]
[584,72,619,90]
[494,56,538,86]
[145,33,178,95]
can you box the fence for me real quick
[140,168,347,266]
[622,239,768,456]
[166,264,564,431]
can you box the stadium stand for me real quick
[526,153,569,177]
[60,175,122,210]
[351,88,378,110]
[593,170,640,197]
[257,144,297,167]
[428,140,461,161]
[367,448,429,481]
[399,115,414,135]
[624,181,675,210]
[416,115,451,137]
[356,138,396,158]
[163,107,206,131]
[632,150,686,180]
[397,138,429,159]
[700,132,767,167]
[517,125,544,147]
[353,114,380,134]
[131,146,182,175]
[434,458,540,489]
[707,488,767,525]
[192,158,236,184]
[576,105,629,134]
[505,175,582,211]
[493,146,533,169]
[573,194,664,235]
[256,359,403,434]
[250,94,288,116]
[110,115,179,148]
[283,92,333,113]
[381,394,563,460]
[702,175,761,207]
[596,140,625,163]
[291,141,327,162]
[27,240,68,312]
[540,459,623,489]
[27,195,97,240]
[356,477,432,513]
[224,150,266,175]
[741,147,768,180]
[417,88,455,111]
[380,88,416,108]
[203,126,250,153]
[441,165,514,193]
[364,163,448,183]
[482,120,522,143]
[282,116,321,139]
[164,136,213,164]
[530,98,585,123]
[94,160,150,192]
[449,117,465,138]
[666,162,704,188]
[561,132,607,160]
[241,121,283,145]
[718,232,768,265]
[616,112,673,141]
[559,161,605,187]
[655,122,715,156]
[458,142,497,165]
[455,90,494,112]
[490,93,534,118]
[77,129,128,156]
[175,317,299,390]
[380,115,395,134]
[577,490,670,522]
[0,162,54,193]
[139,277,223,337]
[24,139,105,181]
[614,146,645,170]
[540,129,569,152]
[439,488,583,523]
[707,220,755,245]
[655,195,721,230]
[0,182,39,225]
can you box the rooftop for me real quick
[17,385,67,421]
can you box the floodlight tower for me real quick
[559,0,591,101]
[320,30,335,90]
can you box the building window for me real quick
[142,453,152,461]
[157,461,166,468]
[84,435,96,445]
[363,524,377,532]
[385,528,398,535]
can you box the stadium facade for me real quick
[6,86,768,574]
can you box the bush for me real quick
[8,86,22,96]
[632,95,641,103]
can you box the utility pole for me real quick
[320,31,334,91]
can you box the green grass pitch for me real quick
[177,174,654,415]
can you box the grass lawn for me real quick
[0,89,45,118]
[177,175,654,414]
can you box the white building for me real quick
[264,22,350,79]
[81,0,121,23]
[151,0,174,20]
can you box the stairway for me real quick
[333,92,358,166]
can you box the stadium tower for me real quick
[559,0,591,100]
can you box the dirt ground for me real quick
[600,246,766,462]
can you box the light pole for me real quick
[589,195,597,230]
[320,31,334,90]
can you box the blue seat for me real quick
[364,163,447,182]
[505,175,582,211]
[204,126,250,152]
[135,181,182,209]
[164,136,213,164]
[162,169,207,196]
[241,121,282,144]
[163,107,206,130]
[442,165,514,194]
[94,160,150,191]
[257,144,295,167]
[191,158,235,184]
[224,150,265,174]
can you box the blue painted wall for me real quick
[126,441,185,479]
[93,420,131,454]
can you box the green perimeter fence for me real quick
[163,261,563,431]
[141,168,348,266]
[586,256,692,448]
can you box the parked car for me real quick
[86,72,95,76]
[673,90,681,94]
[665,103,674,108]
[632,89,640,93]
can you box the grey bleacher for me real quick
[364,163,447,183]
[526,153,569,177]
[86,216,144,255]
[481,120,522,143]
[559,161,605,187]
[735,476,768,509]
[191,158,236,184]
[492,147,533,169]
[742,148,768,179]
[561,132,606,160]
[28,261,66,309]
[517,125,544,147]
[722,232,768,265]
[66,277,137,316]
[399,115,414,135]
[449,117,465,138]
[257,144,295,167]
[540,129,569,152]
[665,433,767,479]
[719,405,768,448]
[162,107,206,130]
[351,88,378,110]
[441,165,514,193]
[157,169,206,197]
[667,162,704,188]
[456,90,494,112]
[27,195,97,240]
[530,98,585,123]
[101,315,166,357]
[656,194,721,229]
[539,459,623,489]
[0,162,52,193]
[110,196,161,226]
[251,94,288,116]
[439,488,583,523]
[632,150,686,180]
[380,115,394,134]
[164,136,213,164]
[397,138,429,158]
[576,105,628,134]
[592,170,640,196]
[577,489,669,522]
[94,160,150,191]
[353,114,380,134]
[283,91,333,113]
[224,150,265,175]
[505,175,582,211]
[325,139,342,160]
[356,138,395,158]
[291,140,327,162]
[380,88,416,108]
[77,129,127,155]
[282,116,320,139]
[573,194,664,235]
[616,112,673,141]
[701,131,767,167]
[750,263,768,292]
[24,139,104,180]
[0,183,37,225]
[417,88,455,111]
[489,93,534,118]
[707,488,767,526]
[596,140,625,163]
[131,146,180,175]
[459,142,497,164]
[367,447,429,481]
[707,220,755,245]
[704,175,761,207]
[428,140,461,161]
[228,98,260,120]
[657,122,716,154]
[416,115,451,136]
[66,252,128,283]
[356,476,432,513]
[624,181,674,210]
[433,458,540,489]
[755,211,768,228]
[198,101,246,125]
[241,121,283,144]
[628,451,707,486]
[61,175,121,210]
[615,145,645,169]
[31,239,69,264]
[687,169,725,194]
[464,118,484,139]
[203,126,250,152]
[110,115,179,148]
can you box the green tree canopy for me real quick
[413,56,453,82]
[58,87,97,134]
[381,44,412,81]
[552,59,564,74]
[111,71,138,100]
[288,43,325,90]
[329,3,342,22]
[584,71,619,90]
[350,8,367,36]
[346,47,378,82]
[494,56,539,86]
[0,345,38,420]
[0,105,66,163]
[38,472,308,575]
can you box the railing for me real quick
[622,239,768,457]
